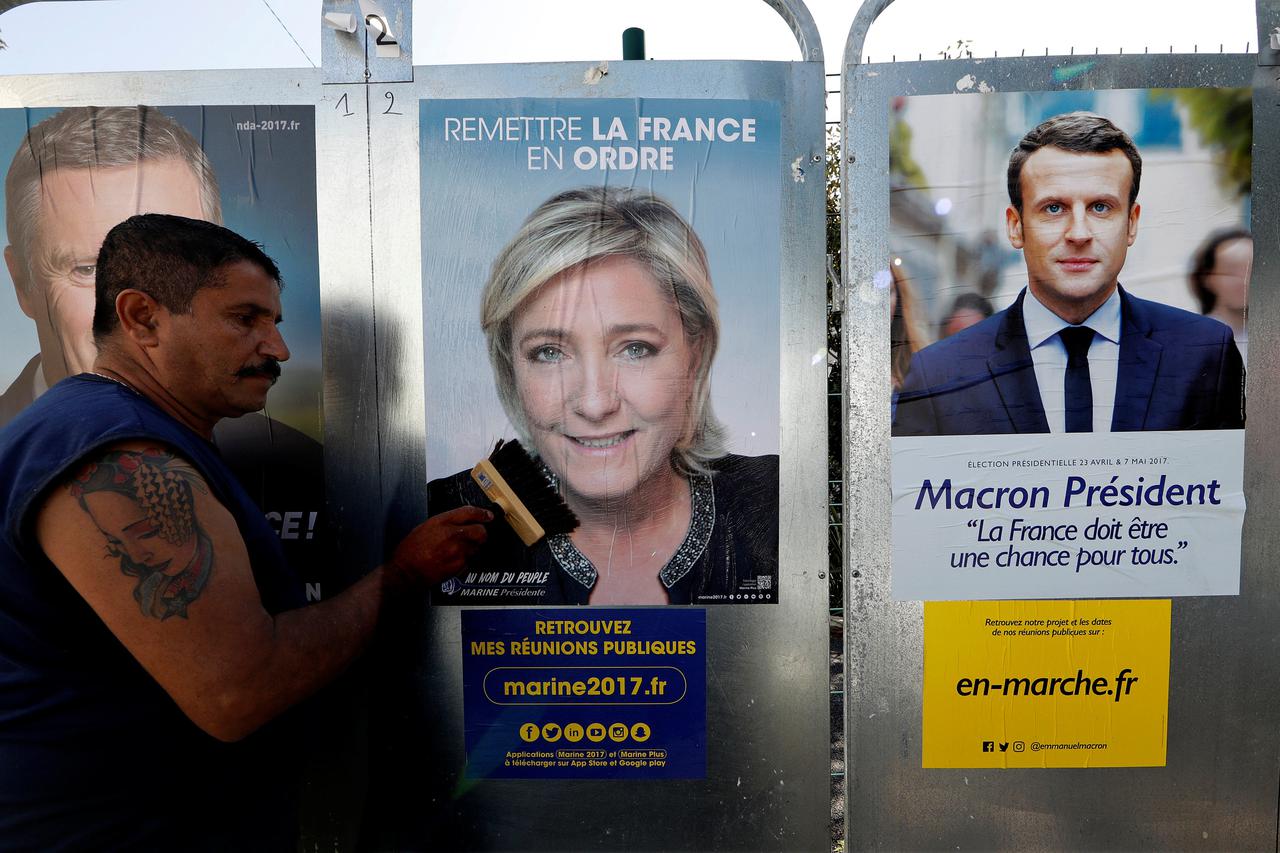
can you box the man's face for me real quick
[4,159,206,386]
[157,259,290,429]
[1006,147,1141,324]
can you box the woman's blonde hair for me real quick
[481,186,727,475]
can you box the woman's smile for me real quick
[565,430,636,451]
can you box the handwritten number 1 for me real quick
[336,93,354,117]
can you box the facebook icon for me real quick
[981,741,995,752]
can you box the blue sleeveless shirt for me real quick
[0,375,307,849]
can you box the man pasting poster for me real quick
[0,105,332,598]
[421,99,781,606]
[888,90,1249,600]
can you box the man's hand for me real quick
[388,506,492,586]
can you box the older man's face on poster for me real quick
[6,157,206,386]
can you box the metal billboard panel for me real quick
[0,2,830,845]
[842,18,1280,849]
[0,67,375,848]
[356,57,829,851]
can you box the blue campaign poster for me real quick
[422,98,781,607]
[461,608,706,779]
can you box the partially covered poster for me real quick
[0,105,331,597]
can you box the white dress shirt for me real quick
[1021,287,1121,433]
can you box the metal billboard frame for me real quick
[359,56,830,853]
[0,0,832,847]
[841,0,1280,848]
[329,0,832,850]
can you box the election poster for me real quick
[887,88,1250,600]
[421,98,782,606]
[460,608,706,779]
[0,105,332,597]
[922,599,1171,768]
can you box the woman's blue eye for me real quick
[532,345,563,363]
[621,342,655,360]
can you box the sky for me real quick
[0,0,1260,77]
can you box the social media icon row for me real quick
[519,721,652,744]
[980,740,1026,753]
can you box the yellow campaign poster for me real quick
[923,599,1170,768]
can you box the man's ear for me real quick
[1005,206,1024,249]
[114,290,163,346]
[4,245,35,320]
[1126,202,1141,246]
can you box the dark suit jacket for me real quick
[892,287,1245,436]
[0,355,40,429]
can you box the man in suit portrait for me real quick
[1,105,336,591]
[2,106,217,421]
[892,111,1245,436]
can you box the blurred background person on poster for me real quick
[1,105,329,589]
[938,291,994,339]
[430,186,778,605]
[975,230,1003,294]
[890,261,931,390]
[1190,227,1252,364]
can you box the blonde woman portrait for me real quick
[429,187,777,605]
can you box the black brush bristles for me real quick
[488,440,579,537]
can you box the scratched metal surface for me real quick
[346,53,830,850]
[0,66,373,849]
[841,1,1280,846]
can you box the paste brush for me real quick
[471,439,579,546]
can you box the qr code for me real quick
[756,576,772,590]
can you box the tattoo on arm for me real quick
[68,448,213,621]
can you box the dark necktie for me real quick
[1060,326,1096,433]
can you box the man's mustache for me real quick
[236,360,282,383]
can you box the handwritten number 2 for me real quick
[383,92,402,115]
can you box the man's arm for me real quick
[36,440,488,742]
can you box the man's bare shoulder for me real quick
[41,441,216,621]
[34,438,278,739]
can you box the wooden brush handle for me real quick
[471,459,546,546]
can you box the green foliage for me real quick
[1156,87,1251,197]
[825,125,843,611]
[826,125,841,270]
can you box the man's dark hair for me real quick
[92,214,281,343]
[944,291,995,321]
[1007,112,1142,213]
[1189,226,1252,314]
